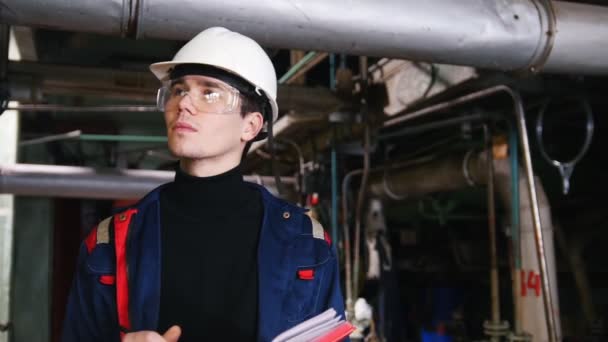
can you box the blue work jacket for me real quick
[62,183,346,341]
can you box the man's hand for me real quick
[123,325,181,342]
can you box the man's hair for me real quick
[240,94,263,119]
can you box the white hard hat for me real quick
[150,27,278,123]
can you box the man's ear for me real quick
[241,111,265,142]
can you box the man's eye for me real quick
[202,89,221,103]
[170,85,186,96]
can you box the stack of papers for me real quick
[272,308,355,342]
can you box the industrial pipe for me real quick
[509,122,523,336]
[368,149,561,341]
[353,57,371,305]
[369,151,483,199]
[381,85,559,341]
[2,1,608,74]
[7,104,159,112]
[0,163,295,199]
[484,126,504,342]
[492,156,561,342]
[510,88,559,342]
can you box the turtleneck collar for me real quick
[161,163,248,219]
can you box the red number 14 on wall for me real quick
[521,270,541,297]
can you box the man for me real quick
[62,27,346,341]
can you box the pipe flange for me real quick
[383,169,408,200]
[462,149,477,187]
[524,0,557,74]
[507,332,533,342]
[484,320,510,337]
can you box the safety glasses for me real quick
[157,75,242,114]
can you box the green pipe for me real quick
[79,134,167,143]
[278,51,318,84]
[331,128,338,247]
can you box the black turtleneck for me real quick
[157,164,263,341]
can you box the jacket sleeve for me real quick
[62,235,120,342]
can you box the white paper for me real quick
[286,317,342,342]
[271,308,341,342]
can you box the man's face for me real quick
[162,75,246,160]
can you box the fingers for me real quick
[162,325,182,342]
[121,326,181,342]
[122,331,164,342]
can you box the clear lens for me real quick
[156,88,167,112]
[158,75,241,114]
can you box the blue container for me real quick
[421,330,453,342]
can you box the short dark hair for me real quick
[240,93,262,119]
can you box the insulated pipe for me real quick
[492,157,561,342]
[1,0,608,74]
[542,2,608,74]
[0,164,295,199]
[369,151,483,199]
[510,88,559,342]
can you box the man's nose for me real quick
[177,92,196,114]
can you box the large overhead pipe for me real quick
[0,164,295,199]
[1,0,608,74]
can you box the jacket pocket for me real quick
[86,243,116,275]
[284,258,331,323]
[98,275,116,286]
[82,243,118,316]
